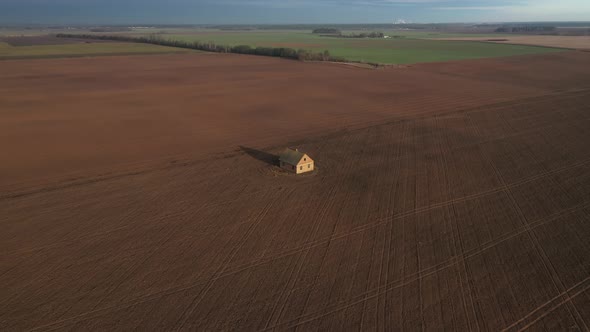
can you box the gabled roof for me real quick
[279,148,311,166]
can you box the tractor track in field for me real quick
[3,51,590,331]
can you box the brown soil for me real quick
[0,35,113,46]
[1,51,590,331]
[439,35,590,50]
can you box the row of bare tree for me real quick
[56,33,341,62]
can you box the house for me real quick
[279,148,314,174]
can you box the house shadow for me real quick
[239,146,278,166]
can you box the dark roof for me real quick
[279,148,307,165]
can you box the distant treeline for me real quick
[495,25,557,33]
[216,24,434,30]
[313,29,386,39]
[476,22,589,28]
[89,27,132,32]
[336,32,385,39]
[312,28,342,34]
[55,33,343,62]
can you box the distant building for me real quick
[279,148,314,174]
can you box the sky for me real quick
[0,0,589,25]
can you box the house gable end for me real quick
[296,154,313,165]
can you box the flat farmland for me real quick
[0,38,190,60]
[143,30,562,64]
[1,51,590,330]
[439,35,590,50]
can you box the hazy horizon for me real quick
[1,0,589,25]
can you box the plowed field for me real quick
[439,35,590,50]
[1,51,590,331]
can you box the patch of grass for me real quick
[0,28,563,64]
[0,42,191,59]
[162,31,321,46]
[309,39,562,64]
[150,31,563,64]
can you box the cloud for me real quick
[1,0,588,23]
[433,0,590,21]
